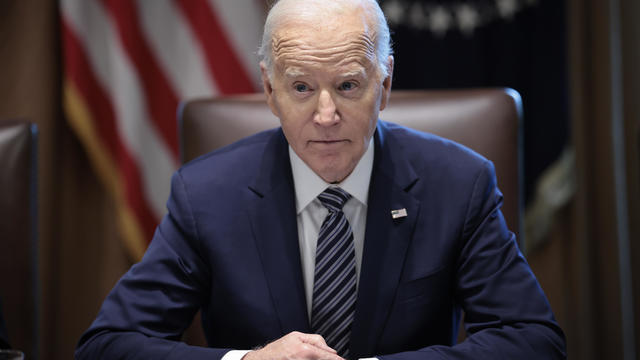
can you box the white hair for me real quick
[258,0,392,78]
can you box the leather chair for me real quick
[179,89,522,237]
[178,89,522,346]
[0,120,38,358]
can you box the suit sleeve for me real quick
[75,171,229,360]
[379,160,566,360]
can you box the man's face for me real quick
[261,10,393,183]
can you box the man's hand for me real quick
[242,331,344,360]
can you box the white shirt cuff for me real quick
[221,349,251,360]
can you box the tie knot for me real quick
[318,187,351,212]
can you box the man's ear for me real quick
[260,61,279,117]
[379,55,394,111]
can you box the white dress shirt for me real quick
[223,139,375,360]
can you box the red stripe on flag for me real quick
[63,20,119,159]
[176,0,256,94]
[62,19,158,243]
[102,0,180,159]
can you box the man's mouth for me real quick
[309,139,349,150]
[310,139,348,144]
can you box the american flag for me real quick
[60,0,265,260]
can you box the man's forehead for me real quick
[272,27,377,71]
[283,63,368,78]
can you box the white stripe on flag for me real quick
[62,0,177,219]
[208,0,264,88]
[136,0,219,100]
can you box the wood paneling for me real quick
[0,1,133,359]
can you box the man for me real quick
[76,0,566,359]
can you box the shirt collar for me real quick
[289,138,374,214]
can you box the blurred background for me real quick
[0,0,638,359]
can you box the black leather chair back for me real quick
[0,120,38,357]
[179,89,522,236]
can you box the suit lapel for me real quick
[247,130,310,335]
[350,122,421,357]
[244,123,421,352]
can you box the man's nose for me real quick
[313,90,339,126]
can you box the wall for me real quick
[0,2,132,359]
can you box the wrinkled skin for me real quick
[261,4,393,183]
[243,331,343,360]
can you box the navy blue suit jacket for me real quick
[76,121,566,359]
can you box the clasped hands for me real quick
[242,331,345,360]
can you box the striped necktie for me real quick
[311,187,357,359]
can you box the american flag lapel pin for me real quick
[391,208,408,219]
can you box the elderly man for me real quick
[76,0,566,359]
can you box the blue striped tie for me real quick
[311,187,357,359]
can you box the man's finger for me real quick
[298,343,343,360]
[243,332,344,360]
[298,333,337,354]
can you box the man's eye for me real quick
[294,83,309,92]
[339,81,356,91]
